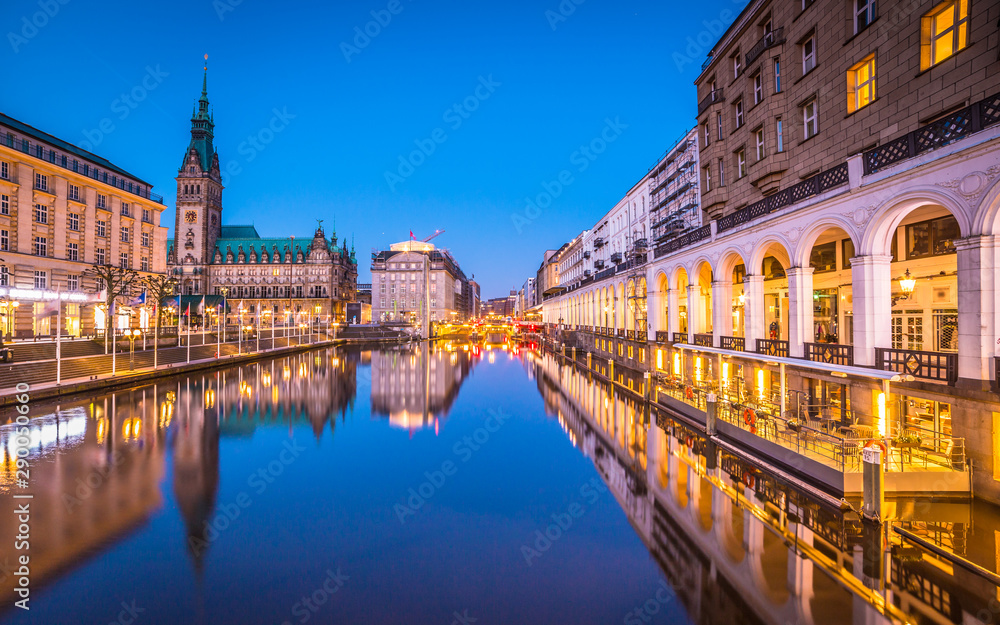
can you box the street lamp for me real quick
[892,269,916,306]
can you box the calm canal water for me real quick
[0,342,997,624]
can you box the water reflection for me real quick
[528,349,1000,625]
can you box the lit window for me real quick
[802,36,816,74]
[776,117,784,152]
[735,99,744,128]
[848,54,876,113]
[803,98,818,139]
[753,72,763,104]
[755,128,765,161]
[921,0,969,70]
[855,0,875,32]
[736,149,747,178]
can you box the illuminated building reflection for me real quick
[529,350,999,625]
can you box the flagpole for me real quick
[216,304,221,358]
[201,295,206,345]
[256,305,260,353]
[111,297,116,376]
[186,302,191,364]
[55,293,62,386]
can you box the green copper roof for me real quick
[220,225,260,239]
[180,65,215,174]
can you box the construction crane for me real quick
[421,229,445,243]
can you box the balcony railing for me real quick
[672,332,688,344]
[653,224,712,259]
[875,347,958,385]
[583,251,591,259]
[717,163,849,233]
[805,342,854,367]
[655,331,670,343]
[755,339,789,358]
[697,88,724,116]
[693,333,713,347]
[864,91,1000,175]
[610,252,623,263]
[720,335,744,351]
[745,27,785,66]
[594,260,605,269]
[593,237,605,248]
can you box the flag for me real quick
[184,303,191,317]
[410,230,415,240]
[198,295,206,314]
[129,291,146,307]
[38,297,60,317]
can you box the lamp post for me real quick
[315,304,321,343]
[220,287,230,345]
[238,303,245,355]
[127,328,140,371]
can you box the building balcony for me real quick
[745,27,785,66]
[594,260,605,270]
[583,251,591,259]
[593,237,605,249]
[697,88,724,116]
[610,252,623,264]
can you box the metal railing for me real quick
[804,342,854,366]
[672,332,688,344]
[693,333,713,347]
[655,331,670,343]
[745,27,785,66]
[717,163,849,233]
[720,335,744,351]
[875,347,958,385]
[864,91,1000,175]
[697,88,724,116]
[755,338,789,358]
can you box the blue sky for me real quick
[2,0,744,297]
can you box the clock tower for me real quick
[173,58,223,294]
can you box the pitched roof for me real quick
[220,225,260,239]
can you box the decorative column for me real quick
[955,236,999,389]
[743,275,765,352]
[666,288,680,336]
[687,283,702,342]
[786,267,815,358]
[711,280,733,347]
[850,255,893,367]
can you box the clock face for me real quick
[185,210,198,224]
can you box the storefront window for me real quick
[762,256,785,280]
[812,288,839,342]
[898,397,952,440]
[809,241,836,273]
[905,216,959,259]
[933,309,958,352]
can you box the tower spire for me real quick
[202,54,208,98]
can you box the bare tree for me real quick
[84,264,139,354]
[143,274,178,369]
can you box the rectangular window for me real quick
[0,161,7,180]
[67,242,79,261]
[0,266,7,286]
[732,49,742,78]
[718,158,726,187]
[702,122,710,147]
[848,54,876,113]
[96,220,106,238]
[803,98,818,139]
[34,237,47,257]
[802,36,816,74]
[776,117,784,152]
[734,99,744,128]
[716,113,723,141]
[774,58,782,92]
[755,128,765,161]
[34,173,47,191]
[121,226,129,243]
[97,194,107,209]
[934,309,958,352]
[809,241,837,272]
[905,215,960,258]
[121,202,130,217]
[704,164,712,192]
[142,231,150,247]
[120,252,129,268]
[68,212,80,231]
[0,230,7,251]
[34,270,46,289]
[922,0,969,69]
[141,257,150,272]
[753,72,763,104]
[142,208,151,223]
[68,184,81,202]
[34,204,48,224]
[736,149,747,178]
[0,194,8,215]
[855,0,875,32]
[96,248,105,265]
[68,275,79,291]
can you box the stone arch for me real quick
[860,187,970,256]
[972,175,1000,236]
[748,235,793,272]
[792,215,861,269]
[717,246,748,279]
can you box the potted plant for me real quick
[891,432,922,448]
[786,419,803,432]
